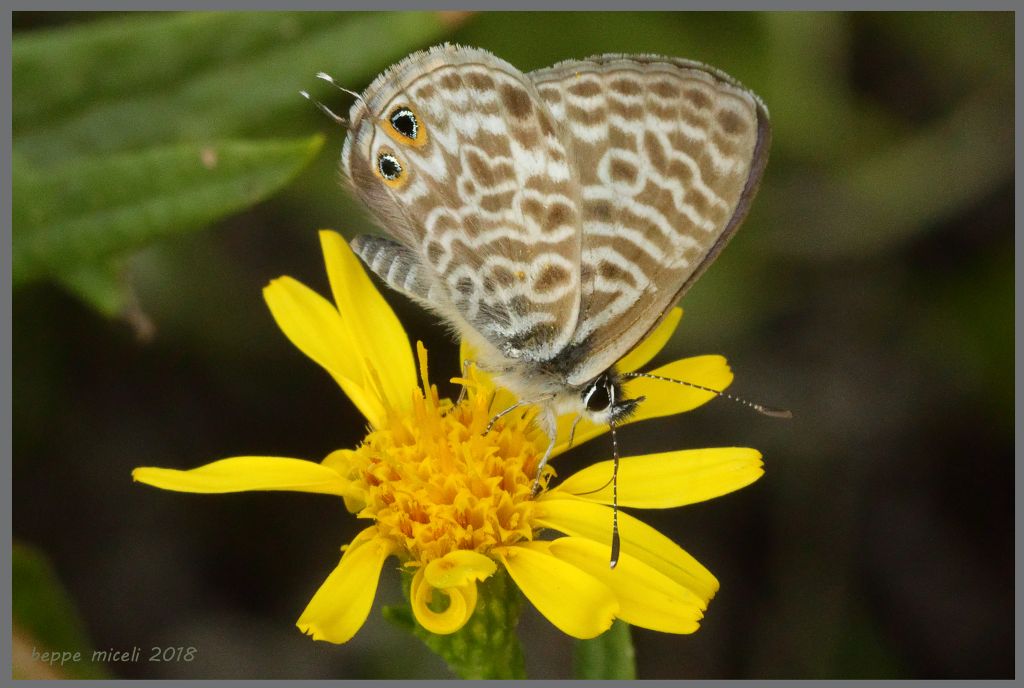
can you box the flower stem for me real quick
[573,620,636,679]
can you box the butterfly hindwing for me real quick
[342,45,585,364]
[528,55,770,385]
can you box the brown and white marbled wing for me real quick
[529,55,770,385]
[342,45,583,363]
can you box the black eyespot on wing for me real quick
[389,107,418,140]
[378,153,402,180]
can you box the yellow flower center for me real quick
[335,347,552,566]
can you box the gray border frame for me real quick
[7,5,1019,686]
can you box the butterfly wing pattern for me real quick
[342,44,768,402]
[343,46,584,366]
[528,55,769,386]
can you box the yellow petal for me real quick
[341,493,366,515]
[322,231,416,411]
[423,550,497,589]
[494,542,618,639]
[555,447,763,508]
[132,457,349,496]
[320,448,355,474]
[319,450,368,514]
[533,496,718,603]
[297,529,396,643]
[263,275,385,427]
[615,307,683,374]
[410,567,478,635]
[547,537,705,634]
[623,355,734,423]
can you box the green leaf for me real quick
[390,569,526,679]
[13,134,323,288]
[11,11,462,318]
[13,11,458,163]
[759,13,896,164]
[58,260,157,341]
[766,85,1013,260]
[13,543,108,679]
[573,619,636,679]
[58,259,131,318]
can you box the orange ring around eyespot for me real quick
[375,150,407,189]
[381,105,429,148]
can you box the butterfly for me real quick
[329,44,776,564]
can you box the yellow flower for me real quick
[133,230,764,644]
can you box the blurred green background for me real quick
[12,11,1013,679]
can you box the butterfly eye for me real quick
[377,153,403,181]
[582,376,613,413]
[389,107,419,140]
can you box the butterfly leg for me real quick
[531,406,558,497]
[483,392,554,434]
[483,398,531,434]
[456,359,477,406]
[566,414,582,450]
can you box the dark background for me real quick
[13,11,1014,679]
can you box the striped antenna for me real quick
[609,420,621,569]
[570,423,622,568]
[622,371,793,419]
[316,72,371,119]
[299,90,347,126]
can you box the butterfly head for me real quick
[579,371,644,426]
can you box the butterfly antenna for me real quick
[316,72,371,118]
[299,90,348,126]
[609,421,621,569]
[622,371,793,419]
[545,421,618,566]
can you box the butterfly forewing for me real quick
[342,46,584,364]
[528,55,770,385]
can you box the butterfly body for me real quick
[340,43,769,451]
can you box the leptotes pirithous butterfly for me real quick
[336,44,774,564]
